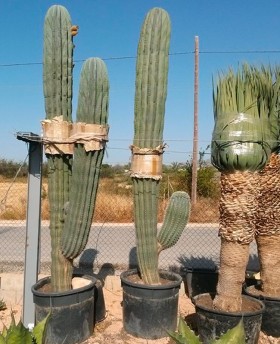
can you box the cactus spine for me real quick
[132,8,190,285]
[61,58,109,258]
[43,5,74,291]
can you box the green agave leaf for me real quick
[178,317,200,343]
[1,324,7,338]
[6,320,32,344]
[32,314,50,344]
[9,314,15,328]
[167,331,188,344]
[212,320,245,344]
[167,317,201,344]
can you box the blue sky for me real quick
[1,1,280,165]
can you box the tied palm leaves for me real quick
[211,65,279,173]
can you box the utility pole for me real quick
[191,36,199,206]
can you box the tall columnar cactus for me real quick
[43,6,109,292]
[131,8,190,285]
[43,5,74,291]
[61,58,109,259]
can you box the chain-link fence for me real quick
[0,161,260,275]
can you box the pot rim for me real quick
[193,292,265,317]
[120,268,182,290]
[32,274,96,297]
[244,285,280,302]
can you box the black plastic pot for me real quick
[193,293,265,344]
[120,269,182,339]
[244,285,280,338]
[94,279,106,323]
[32,275,97,344]
[184,268,218,300]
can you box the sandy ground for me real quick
[1,284,280,343]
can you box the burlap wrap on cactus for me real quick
[42,115,109,154]
[219,171,258,244]
[256,153,280,236]
[130,144,164,179]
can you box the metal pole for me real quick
[191,36,199,206]
[19,135,42,327]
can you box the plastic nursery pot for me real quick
[193,293,265,344]
[94,278,106,323]
[184,268,218,300]
[32,274,97,344]
[120,269,182,339]
[244,285,280,338]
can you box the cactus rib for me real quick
[61,58,109,259]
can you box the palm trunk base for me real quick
[214,239,249,312]
[256,234,280,296]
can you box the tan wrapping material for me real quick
[42,116,73,154]
[41,116,109,154]
[130,144,164,180]
[71,122,109,152]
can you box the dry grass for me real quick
[0,179,219,223]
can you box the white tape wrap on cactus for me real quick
[130,144,165,180]
[42,115,109,154]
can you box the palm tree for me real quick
[211,65,277,311]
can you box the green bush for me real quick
[161,162,219,200]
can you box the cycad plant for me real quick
[43,5,109,291]
[130,7,190,285]
[211,64,277,311]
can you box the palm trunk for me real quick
[214,171,257,311]
[214,239,249,312]
[256,235,280,296]
[256,153,280,296]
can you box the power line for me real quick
[1,49,280,68]
[200,50,280,54]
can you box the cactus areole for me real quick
[131,8,190,285]
[43,5,109,292]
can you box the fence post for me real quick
[17,133,42,328]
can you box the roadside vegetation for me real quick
[0,157,219,223]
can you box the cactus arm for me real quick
[132,8,170,285]
[61,58,109,259]
[43,5,73,121]
[43,5,74,291]
[157,191,190,253]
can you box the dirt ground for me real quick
[0,285,280,343]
